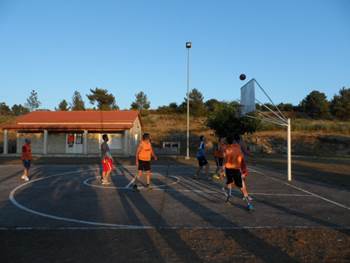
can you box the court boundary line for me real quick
[250,167,350,211]
[0,225,349,231]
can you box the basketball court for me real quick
[1,163,349,230]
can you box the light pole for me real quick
[185,41,191,160]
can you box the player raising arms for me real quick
[133,133,157,191]
[223,135,253,210]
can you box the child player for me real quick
[223,135,253,210]
[21,138,32,182]
[133,133,157,191]
[101,134,114,185]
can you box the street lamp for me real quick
[185,41,191,160]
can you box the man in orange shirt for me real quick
[223,135,253,210]
[21,138,32,182]
[133,133,157,191]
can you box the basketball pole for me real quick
[185,42,191,160]
[287,118,292,181]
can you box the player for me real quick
[223,135,253,210]
[194,135,210,179]
[21,138,32,182]
[101,134,114,185]
[235,134,253,201]
[213,137,225,180]
[133,133,157,191]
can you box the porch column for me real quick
[43,130,48,155]
[123,130,130,156]
[3,129,8,154]
[83,130,88,154]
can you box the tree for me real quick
[277,103,294,112]
[330,87,350,120]
[206,101,260,137]
[11,104,29,116]
[71,91,85,111]
[0,102,11,115]
[130,91,150,111]
[25,90,41,111]
[299,90,330,119]
[57,99,70,111]
[87,87,118,110]
[205,99,221,112]
[180,88,206,116]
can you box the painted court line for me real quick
[250,167,350,211]
[9,170,151,229]
[0,225,349,231]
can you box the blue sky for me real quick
[0,0,349,110]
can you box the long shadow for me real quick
[0,169,25,184]
[119,162,300,262]
[163,165,300,263]
[115,188,166,262]
[113,164,202,262]
[253,197,350,236]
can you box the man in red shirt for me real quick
[21,138,32,182]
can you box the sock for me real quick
[244,195,250,204]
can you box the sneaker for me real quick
[133,184,139,192]
[146,184,152,191]
[225,195,231,203]
[21,175,26,180]
[101,180,110,185]
[222,187,228,197]
[212,174,220,180]
[247,203,254,211]
[24,176,29,182]
[243,196,253,201]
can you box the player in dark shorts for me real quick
[213,137,225,180]
[194,135,210,179]
[223,135,253,210]
[134,133,157,191]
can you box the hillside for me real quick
[142,113,350,156]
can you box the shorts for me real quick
[102,158,113,172]
[215,157,224,167]
[197,156,208,167]
[225,168,243,188]
[23,160,31,169]
[138,160,151,171]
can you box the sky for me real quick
[0,0,349,110]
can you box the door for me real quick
[66,133,83,154]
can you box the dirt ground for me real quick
[0,155,349,263]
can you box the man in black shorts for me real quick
[223,135,253,210]
[134,133,157,191]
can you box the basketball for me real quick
[239,74,246,81]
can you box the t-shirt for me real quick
[21,143,32,161]
[214,142,225,158]
[101,142,111,159]
[224,144,244,169]
[138,141,152,161]
[196,141,205,158]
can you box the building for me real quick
[1,110,142,157]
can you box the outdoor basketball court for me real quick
[1,163,349,230]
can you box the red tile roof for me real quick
[1,110,140,131]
